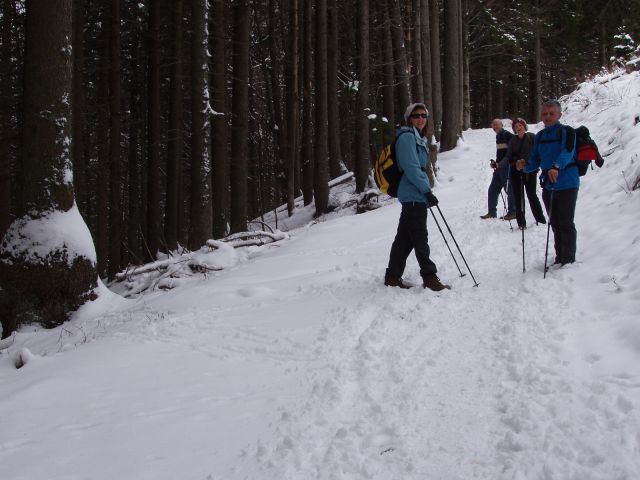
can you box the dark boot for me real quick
[423,274,451,291]
[480,213,496,219]
[384,276,412,289]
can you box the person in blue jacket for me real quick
[516,99,579,265]
[384,103,450,291]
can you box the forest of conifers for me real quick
[1,0,639,287]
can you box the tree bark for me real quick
[0,0,98,338]
[210,0,228,238]
[0,0,15,238]
[440,0,461,151]
[429,0,442,138]
[146,0,161,259]
[108,0,122,277]
[355,0,370,193]
[189,0,213,248]
[410,0,424,101]
[314,0,329,216]
[420,0,433,113]
[230,0,250,233]
[327,0,343,179]
[286,0,299,215]
[71,0,87,217]
[388,0,410,111]
[381,4,395,125]
[96,9,109,276]
[301,0,314,206]
[165,0,183,251]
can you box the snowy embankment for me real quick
[1,69,639,480]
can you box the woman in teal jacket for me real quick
[384,103,450,291]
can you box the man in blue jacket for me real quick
[516,100,579,265]
[385,103,450,291]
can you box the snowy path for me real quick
[2,122,640,479]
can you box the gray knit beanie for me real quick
[404,102,428,124]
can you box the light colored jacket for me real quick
[396,126,432,203]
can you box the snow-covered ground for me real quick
[1,69,640,480]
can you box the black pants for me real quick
[386,203,437,280]
[542,188,579,264]
[511,171,546,227]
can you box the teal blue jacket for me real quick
[396,126,432,203]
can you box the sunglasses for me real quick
[410,113,429,119]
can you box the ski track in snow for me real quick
[3,74,640,479]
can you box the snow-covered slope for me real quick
[1,69,639,480]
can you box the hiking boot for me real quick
[536,218,547,225]
[500,213,516,221]
[384,276,412,289]
[480,213,496,219]
[422,274,451,291]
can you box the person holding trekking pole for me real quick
[516,100,578,267]
[384,103,451,291]
[504,118,546,230]
[480,119,516,221]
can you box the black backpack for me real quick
[558,125,605,176]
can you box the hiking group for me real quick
[378,99,602,291]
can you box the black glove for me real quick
[425,191,439,207]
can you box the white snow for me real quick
[0,202,97,265]
[1,69,640,480]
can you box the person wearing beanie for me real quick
[503,117,546,229]
[480,119,516,220]
[384,103,450,292]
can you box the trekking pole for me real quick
[543,188,555,279]
[435,205,479,287]
[500,187,513,232]
[429,207,466,278]
[521,172,526,273]
[504,165,514,232]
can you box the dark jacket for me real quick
[496,128,514,167]
[503,132,535,168]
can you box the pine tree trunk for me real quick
[0,0,98,338]
[165,0,183,251]
[146,0,161,259]
[210,0,228,238]
[355,0,370,193]
[96,13,109,276]
[420,0,433,113]
[286,0,299,215]
[127,25,143,264]
[301,0,314,206]
[71,0,87,217]
[189,0,212,248]
[388,0,410,110]
[327,0,343,179]
[314,0,329,216]
[440,0,460,152]
[410,0,423,101]
[108,0,122,277]
[381,4,395,125]
[429,0,442,138]
[534,3,542,121]
[461,0,470,130]
[230,0,250,233]
[0,0,15,239]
